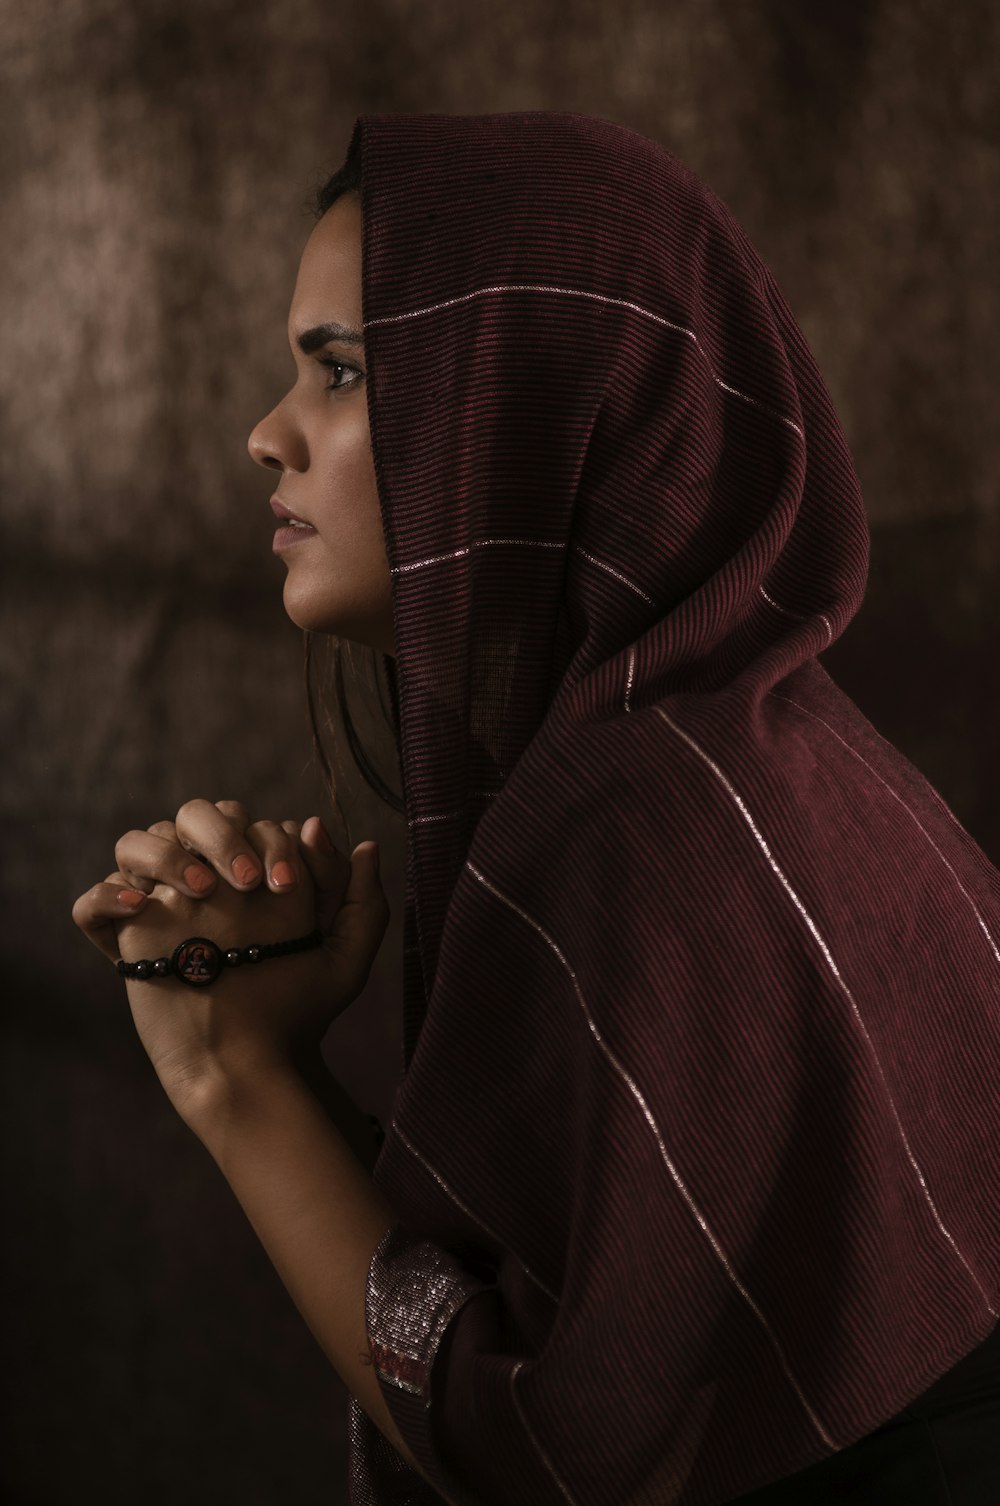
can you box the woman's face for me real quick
[248,192,394,658]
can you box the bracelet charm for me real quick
[173,937,225,986]
[117,929,324,988]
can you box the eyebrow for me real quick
[295,321,365,354]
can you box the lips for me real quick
[270,496,312,526]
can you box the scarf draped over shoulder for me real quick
[342,110,1000,1506]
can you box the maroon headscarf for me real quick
[343,111,1000,1506]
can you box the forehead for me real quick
[290,194,362,330]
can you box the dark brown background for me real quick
[2,2,997,1502]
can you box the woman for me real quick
[71,112,999,1505]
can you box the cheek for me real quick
[336,410,373,473]
[313,433,385,564]
[315,419,377,516]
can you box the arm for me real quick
[178,1057,464,1506]
[74,813,474,1500]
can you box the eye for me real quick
[317,356,363,392]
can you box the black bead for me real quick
[246,946,262,963]
[154,958,170,976]
[136,960,151,978]
[225,949,242,966]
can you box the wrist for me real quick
[173,1048,385,1176]
[163,1045,308,1132]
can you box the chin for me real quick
[281,583,392,655]
[280,587,324,635]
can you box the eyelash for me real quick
[318,357,363,392]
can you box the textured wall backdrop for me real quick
[2,2,997,1502]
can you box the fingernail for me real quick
[314,820,334,852]
[232,854,261,886]
[117,889,147,908]
[270,860,296,888]
[184,864,214,893]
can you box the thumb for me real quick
[299,817,352,934]
[348,842,387,923]
[327,840,389,995]
[348,839,381,889]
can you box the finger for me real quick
[324,841,389,997]
[242,818,305,893]
[71,877,150,964]
[173,798,264,890]
[114,828,213,897]
[117,819,181,892]
[299,816,351,886]
[214,798,252,829]
[302,821,349,945]
[149,822,214,865]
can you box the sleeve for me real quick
[362,1212,710,1506]
[350,698,1000,1504]
[361,1224,505,1506]
[354,796,740,1506]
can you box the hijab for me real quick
[342,110,1000,1506]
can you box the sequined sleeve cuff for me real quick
[363,1222,501,1504]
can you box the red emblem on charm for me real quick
[171,937,223,987]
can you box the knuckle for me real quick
[247,818,280,835]
[114,831,141,864]
[72,883,106,924]
[247,821,291,865]
[258,831,300,883]
[174,805,221,857]
[245,819,284,855]
[216,798,250,821]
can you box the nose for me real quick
[247,414,284,471]
[248,390,309,472]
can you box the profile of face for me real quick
[247,192,395,658]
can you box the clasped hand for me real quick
[71,799,388,1114]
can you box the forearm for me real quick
[291,1047,384,1172]
[178,1060,436,1492]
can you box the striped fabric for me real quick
[343,112,1000,1506]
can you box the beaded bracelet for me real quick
[116,929,325,988]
